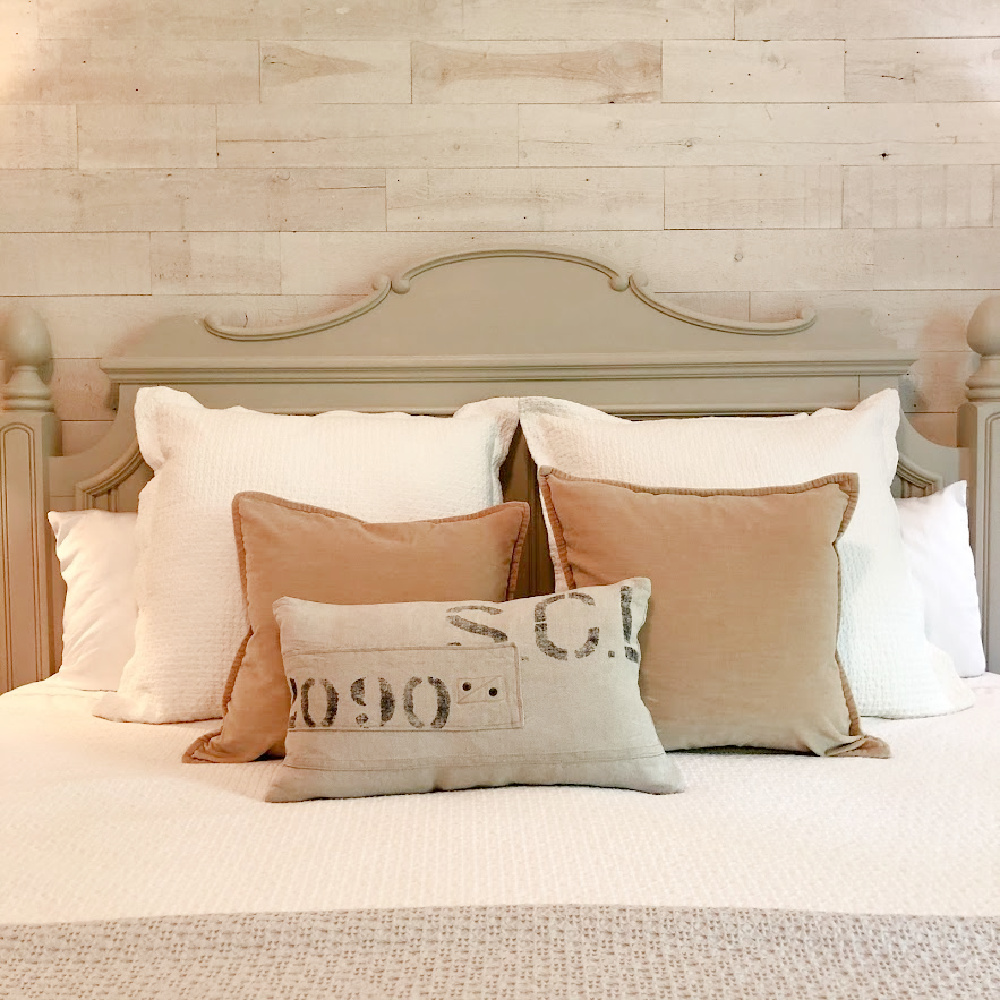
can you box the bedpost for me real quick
[962,296,1000,673]
[0,305,58,692]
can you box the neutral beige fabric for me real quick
[185,494,529,764]
[539,469,889,758]
[266,578,683,801]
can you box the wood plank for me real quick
[0,0,37,40]
[151,233,282,294]
[519,103,1000,166]
[0,169,386,232]
[664,166,842,228]
[875,230,1000,290]
[217,104,518,167]
[78,105,216,168]
[412,41,661,104]
[907,412,958,448]
[3,39,258,103]
[0,294,361,357]
[751,290,992,352]
[281,230,873,295]
[0,106,76,168]
[38,0,462,40]
[0,234,151,295]
[736,1,1000,40]
[462,0,733,40]
[261,41,411,103]
[663,41,844,103]
[846,40,1000,103]
[50,360,112,421]
[844,166,993,229]
[386,168,663,231]
[899,351,978,415]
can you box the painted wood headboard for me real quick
[2,250,999,693]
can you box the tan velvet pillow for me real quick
[538,468,889,758]
[184,494,529,764]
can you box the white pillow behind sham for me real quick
[47,509,138,692]
[94,387,519,725]
[519,389,971,719]
[896,481,986,678]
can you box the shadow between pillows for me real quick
[184,494,529,764]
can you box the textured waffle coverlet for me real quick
[3,906,998,1000]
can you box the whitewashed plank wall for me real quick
[2,0,998,449]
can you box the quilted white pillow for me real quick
[94,387,519,724]
[896,482,986,678]
[47,510,138,691]
[519,389,972,719]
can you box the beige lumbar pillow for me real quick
[538,468,889,758]
[265,578,684,801]
[185,494,530,764]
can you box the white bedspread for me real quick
[2,676,998,924]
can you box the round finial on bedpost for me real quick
[966,296,1000,401]
[2,304,53,412]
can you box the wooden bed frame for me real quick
[2,249,999,693]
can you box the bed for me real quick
[1,250,998,998]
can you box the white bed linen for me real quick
[1,675,998,925]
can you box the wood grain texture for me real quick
[463,0,733,40]
[50,359,112,421]
[261,41,411,103]
[875,229,1000,290]
[280,230,873,295]
[0,234,151,295]
[386,168,664,231]
[846,40,1000,103]
[78,105,216,169]
[0,0,37,40]
[0,106,76,169]
[519,103,1000,166]
[217,104,518,167]
[412,41,661,104]
[2,39,258,103]
[736,1,1000,40]
[664,166,842,228]
[844,166,993,229]
[151,233,282,294]
[0,169,386,232]
[38,0,463,40]
[662,41,844,103]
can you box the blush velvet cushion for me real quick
[538,469,889,757]
[185,494,529,764]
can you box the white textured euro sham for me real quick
[896,482,986,678]
[266,578,683,801]
[47,510,138,692]
[94,387,519,724]
[519,389,972,719]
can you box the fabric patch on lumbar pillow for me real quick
[896,481,985,678]
[47,510,138,692]
[265,578,683,801]
[184,494,530,764]
[94,387,519,725]
[519,389,972,720]
[538,468,888,757]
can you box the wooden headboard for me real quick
[2,249,998,692]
